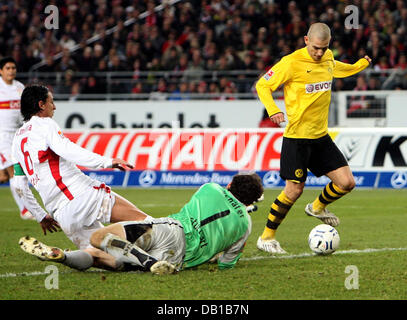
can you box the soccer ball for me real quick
[308,224,340,255]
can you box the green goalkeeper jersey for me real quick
[169,183,251,270]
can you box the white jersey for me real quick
[12,116,113,216]
[0,77,24,133]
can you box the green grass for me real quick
[0,187,406,300]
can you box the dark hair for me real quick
[228,173,264,206]
[20,85,50,121]
[0,56,16,69]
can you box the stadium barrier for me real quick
[57,127,407,189]
[53,91,407,131]
[53,100,274,129]
[335,90,407,127]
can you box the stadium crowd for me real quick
[0,0,407,98]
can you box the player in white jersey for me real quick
[13,84,159,271]
[19,173,264,275]
[0,57,33,220]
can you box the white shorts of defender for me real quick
[53,186,116,250]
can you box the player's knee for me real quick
[296,183,305,194]
[338,177,356,192]
[90,229,106,249]
[344,179,356,191]
[285,182,304,201]
[293,187,303,200]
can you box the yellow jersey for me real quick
[256,47,369,139]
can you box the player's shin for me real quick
[261,191,294,240]
[312,182,349,212]
[63,250,94,271]
[99,233,157,270]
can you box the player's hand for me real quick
[40,215,61,235]
[364,55,372,64]
[112,158,134,171]
[270,112,285,125]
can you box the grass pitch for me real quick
[0,187,406,301]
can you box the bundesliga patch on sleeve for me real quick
[263,69,274,80]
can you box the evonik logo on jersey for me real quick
[305,81,332,94]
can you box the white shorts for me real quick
[53,185,116,250]
[0,132,15,170]
[119,217,186,270]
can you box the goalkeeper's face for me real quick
[304,36,330,61]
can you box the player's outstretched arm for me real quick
[50,135,112,169]
[333,55,371,78]
[43,119,112,169]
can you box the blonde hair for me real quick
[307,23,331,41]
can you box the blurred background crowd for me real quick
[1,0,406,100]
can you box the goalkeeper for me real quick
[20,173,264,274]
[255,22,372,254]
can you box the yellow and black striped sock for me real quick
[261,191,294,240]
[312,182,349,212]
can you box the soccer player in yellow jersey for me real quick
[255,22,372,253]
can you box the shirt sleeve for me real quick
[255,56,293,117]
[333,58,370,78]
[44,119,113,169]
[13,164,48,222]
[217,216,252,270]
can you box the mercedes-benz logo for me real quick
[263,171,281,187]
[139,170,157,187]
[390,171,407,189]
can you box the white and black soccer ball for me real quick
[308,224,340,255]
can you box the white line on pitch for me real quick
[0,269,104,279]
[241,247,407,261]
[1,247,406,279]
